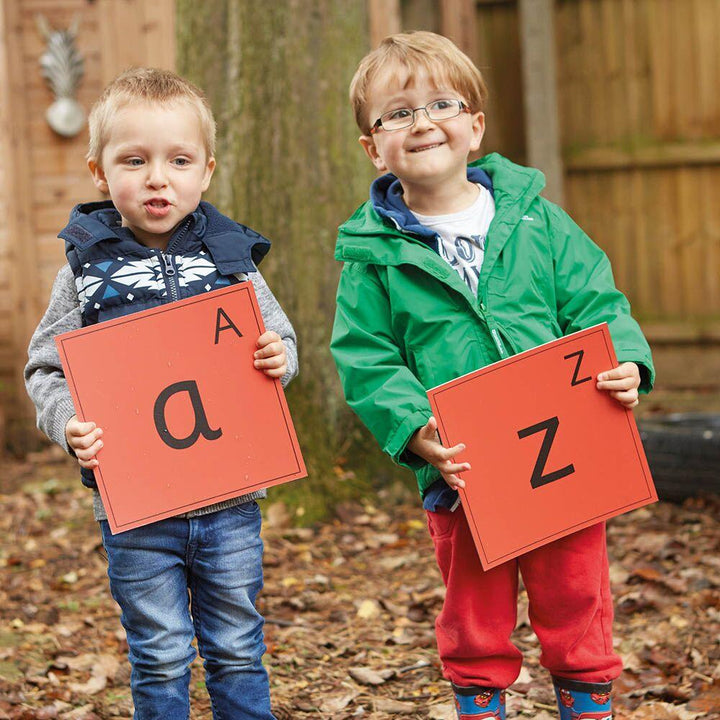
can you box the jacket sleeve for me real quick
[330,262,432,467]
[549,204,655,393]
[248,269,298,388]
[24,264,81,451]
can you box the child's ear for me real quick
[470,112,486,153]
[88,158,109,194]
[201,156,216,192]
[359,135,388,172]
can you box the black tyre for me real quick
[638,413,720,500]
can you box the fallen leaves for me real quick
[0,453,718,718]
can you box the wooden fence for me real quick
[374,0,720,411]
[1,0,717,452]
[0,0,175,452]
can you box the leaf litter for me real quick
[0,451,718,719]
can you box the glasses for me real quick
[370,99,470,134]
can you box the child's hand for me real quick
[65,415,103,469]
[254,331,287,379]
[596,362,641,408]
[406,416,470,489]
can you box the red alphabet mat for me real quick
[55,282,306,533]
[427,324,656,569]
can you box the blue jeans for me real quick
[100,502,275,720]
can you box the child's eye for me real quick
[173,157,191,167]
[126,158,144,167]
[385,108,412,121]
[430,99,455,111]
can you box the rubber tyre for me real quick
[638,413,720,500]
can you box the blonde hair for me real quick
[350,31,488,135]
[87,67,216,164]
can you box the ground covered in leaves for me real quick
[1,450,718,719]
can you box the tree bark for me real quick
[176,1,394,515]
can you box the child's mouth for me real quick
[411,143,442,153]
[145,199,171,218]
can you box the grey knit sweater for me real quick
[25,263,298,521]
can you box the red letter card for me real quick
[427,323,656,569]
[56,282,306,534]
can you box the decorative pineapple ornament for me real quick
[36,14,85,138]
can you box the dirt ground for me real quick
[1,449,718,719]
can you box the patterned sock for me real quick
[452,684,506,719]
[553,677,612,720]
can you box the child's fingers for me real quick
[610,389,639,408]
[440,459,471,476]
[597,362,639,383]
[443,473,466,490]
[70,427,103,450]
[256,331,281,349]
[261,364,287,379]
[597,376,637,391]
[254,353,286,369]
[75,436,103,457]
[435,442,465,461]
[415,417,438,442]
[254,341,284,359]
[75,437,103,467]
[67,419,98,437]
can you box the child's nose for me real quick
[412,109,435,132]
[145,162,168,188]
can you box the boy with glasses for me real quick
[25,68,295,719]
[331,31,652,719]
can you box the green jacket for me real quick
[330,153,654,497]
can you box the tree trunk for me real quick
[176,1,396,517]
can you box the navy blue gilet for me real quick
[59,200,271,487]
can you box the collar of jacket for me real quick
[368,162,495,249]
[58,200,271,275]
[336,153,546,273]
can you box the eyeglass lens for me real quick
[380,100,463,131]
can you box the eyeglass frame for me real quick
[369,99,471,135]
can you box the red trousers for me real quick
[427,505,622,689]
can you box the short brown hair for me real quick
[350,31,488,135]
[87,67,216,164]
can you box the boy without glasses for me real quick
[331,31,653,720]
[25,68,295,719]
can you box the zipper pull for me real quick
[162,253,176,276]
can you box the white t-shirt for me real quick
[412,184,495,296]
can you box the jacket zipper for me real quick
[159,219,192,303]
[479,301,510,360]
[161,253,178,302]
[392,225,511,360]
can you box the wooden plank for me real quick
[696,0,720,134]
[403,0,439,33]
[621,0,640,140]
[369,0,400,46]
[518,0,564,203]
[474,0,525,161]
[700,165,720,311]
[440,0,477,59]
[0,0,43,431]
[632,168,651,314]
[650,0,675,138]
[141,0,175,69]
[565,141,720,171]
